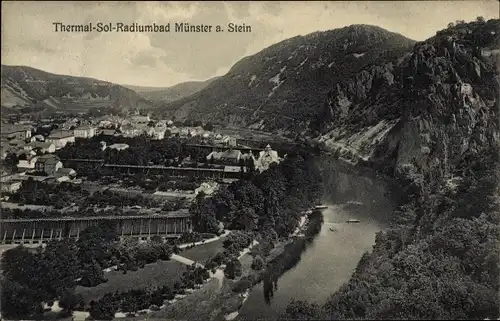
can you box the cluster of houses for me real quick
[1,154,77,194]
[1,110,283,194]
[1,111,244,163]
[205,144,282,172]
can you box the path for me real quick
[170,253,205,268]
[177,230,231,249]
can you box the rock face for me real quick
[313,19,500,321]
[1,65,152,115]
[317,19,500,184]
[156,25,415,131]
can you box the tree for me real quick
[58,290,84,313]
[203,123,214,131]
[476,16,485,23]
[211,186,236,221]
[284,299,322,320]
[224,258,242,279]
[4,152,19,173]
[189,196,219,234]
[89,294,118,320]
[79,259,107,287]
[234,207,258,230]
[251,255,265,270]
[0,279,44,319]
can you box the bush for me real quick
[232,274,260,293]
[224,259,242,279]
[251,255,265,270]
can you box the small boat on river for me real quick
[346,219,361,223]
[329,227,337,232]
[314,205,328,210]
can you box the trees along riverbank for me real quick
[280,142,500,319]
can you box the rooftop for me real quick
[219,149,242,159]
[0,124,32,135]
[48,130,74,139]
[36,154,60,163]
[29,141,54,149]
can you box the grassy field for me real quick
[110,252,260,320]
[179,237,227,263]
[239,253,254,275]
[141,275,243,321]
[75,259,186,305]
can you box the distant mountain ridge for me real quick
[155,24,416,131]
[1,65,152,115]
[123,77,218,103]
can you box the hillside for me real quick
[316,18,500,175]
[1,65,152,115]
[284,18,500,320]
[155,25,416,131]
[124,77,218,104]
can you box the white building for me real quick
[152,127,166,140]
[130,115,150,124]
[120,123,155,138]
[28,142,56,154]
[30,134,45,142]
[35,154,63,175]
[17,156,39,170]
[74,126,97,139]
[46,130,75,149]
[101,141,130,151]
[256,145,281,172]
[1,181,22,193]
[1,124,32,141]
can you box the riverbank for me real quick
[215,210,321,321]
[128,211,314,321]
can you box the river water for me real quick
[237,159,394,320]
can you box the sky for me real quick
[1,1,498,87]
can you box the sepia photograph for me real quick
[0,1,499,320]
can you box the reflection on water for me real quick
[237,159,394,320]
[260,211,324,306]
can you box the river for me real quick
[237,158,395,320]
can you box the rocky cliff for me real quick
[317,19,500,184]
[291,19,500,321]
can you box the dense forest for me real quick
[189,152,323,237]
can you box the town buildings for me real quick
[0,124,32,141]
[256,144,281,172]
[207,149,242,165]
[35,155,63,175]
[74,126,97,138]
[1,180,22,193]
[28,141,56,154]
[46,130,75,149]
[17,156,39,170]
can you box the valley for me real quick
[1,14,499,321]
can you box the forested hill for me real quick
[1,65,152,115]
[283,18,500,320]
[154,24,415,131]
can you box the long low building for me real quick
[0,212,193,245]
[103,164,248,179]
